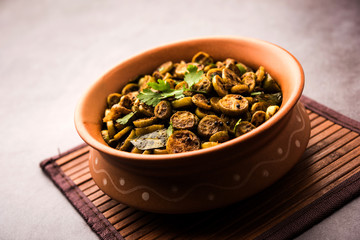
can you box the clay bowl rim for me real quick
[75,36,304,163]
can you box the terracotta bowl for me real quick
[75,37,310,214]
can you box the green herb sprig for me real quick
[137,65,203,107]
[184,65,204,89]
[137,80,185,107]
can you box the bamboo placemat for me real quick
[40,96,360,240]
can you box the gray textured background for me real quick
[1,0,359,239]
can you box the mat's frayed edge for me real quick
[40,145,124,240]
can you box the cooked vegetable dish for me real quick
[101,51,282,154]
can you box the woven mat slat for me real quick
[40,96,360,240]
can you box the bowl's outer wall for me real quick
[88,101,310,213]
[75,37,304,166]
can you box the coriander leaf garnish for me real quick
[147,79,171,92]
[137,88,162,106]
[233,118,242,132]
[137,66,203,107]
[116,111,136,125]
[160,88,185,100]
[184,65,204,89]
[137,79,185,107]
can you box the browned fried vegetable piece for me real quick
[103,103,132,122]
[107,93,122,108]
[117,129,136,151]
[171,111,199,130]
[134,124,164,136]
[154,100,172,119]
[210,97,222,113]
[113,126,133,141]
[230,84,249,94]
[152,71,164,80]
[191,94,211,110]
[251,111,266,127]
[206,68,222,79]
[195,107,215,119]
[224,58,242,77]
[138,102,155,117]
[255,66,265,84]
[138,75,155,91]
[171,97,193,108]
[166,130,200,153]
[241,72,256,92]
[222,68,241,88]
[251,101,269,114]
[212,75,228,97]
[121,83,139,95]
[218,94,249,116]
[234,121,256,137]
[209,130,229,143]
[201,142,219,149]
[192,77,212,94]
[153,148,168,154]
[266,105,280,120]
[133,117,158,128]
[157,61,173,74]
[119,95,133,109]
[220,114,239,134]
[125,91,139,103]
[263,74,281,93]
[197,115,227,138]
[192,51,214,65]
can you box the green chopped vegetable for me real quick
[167,123,173,137]
[236,63,247,75]
[250,91,263,96]
[233,118,242,132]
